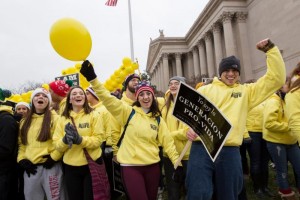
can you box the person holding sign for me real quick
[186,38,286,200]
[79,62,182,200]
[158,76,190,200]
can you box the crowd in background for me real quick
[0,38,300,200]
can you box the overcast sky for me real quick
[1,0,209,90]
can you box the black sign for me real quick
[55,73,79,86]
[112,160,125,194]
[172,83,232,161]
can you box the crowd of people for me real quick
[0,38,299,200]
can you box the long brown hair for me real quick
[288,62,300,93]
[20,100,52,145]
[61,86,93,118]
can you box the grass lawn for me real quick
[244,162,299,200]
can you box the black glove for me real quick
[42,155,57,169]
[63,123,74,148]
[69,124,82,145]
[257,39,275,53]
[19,159,37,177]
[80,60,97,81]
[64,122,82,145]
[172,166,184,183]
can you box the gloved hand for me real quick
[63,122,74,148]
[80,60,97,81]
[172,166,184,183]
[64,122,82,145]
[19,159,37,177]
[42,155,57,169]
[69,124,82,145]
[256,39,275,53]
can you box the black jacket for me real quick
[0,110,18,174]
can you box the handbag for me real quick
[70,117,110,200]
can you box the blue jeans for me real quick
[186,142,243,200]
[267,142,300,190]
[248,132,270,190]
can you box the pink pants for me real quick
[121,163,160,200]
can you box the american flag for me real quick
[105,0,118,6]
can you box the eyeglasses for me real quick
[168,82,180,87]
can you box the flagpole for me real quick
[128,0,134,60]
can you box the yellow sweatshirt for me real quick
[285,88,300,145]
[263,94,296,144]
[197,46,285,146]
[246,102,265,132]
[53,109,103,166]
[92,102,112,146]
[160,96,190,160]
[17,110,63,163]
[90,79,180,166]
[110,92,135,156]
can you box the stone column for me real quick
[159,60,164,91]
[175,53,183,76]
[192,47,201,77]
[197,41,207,76]
[187,52,194,78]
[205,32,215,77]
[221,12,236,57]
[152,69,156,86]
[235,12,253,81]
[162,53,169,92]
[156,65,160,91]
[171,58,176,77]
[212,22,223,74]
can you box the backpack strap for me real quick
[117,109,135,147]
[156,116,160,126]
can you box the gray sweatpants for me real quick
[24,162,65,200]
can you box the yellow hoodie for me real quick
[92,102,113,146]
[110,92,135,156]
[263,94,296,144]
[17,110,62,163]
[197,46,285,146]
[53,109,103,166]
[90,79,180,166]
[285,88,300,145]
[160,94,190,160]
[246,102,265,132]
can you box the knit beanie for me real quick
[0,88,12,101]
[30,88,52,105]
[15,102,31,110]
[123,74,140,88]
[49,80,72,97]
[218,55,241,76]
[169,76,186,83]
[86,87,99,101]
[135,81,155,99]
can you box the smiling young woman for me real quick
[17,88,65,200]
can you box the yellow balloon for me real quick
[42,83,50,91]
[50,18,92,61]
[132,62,139,70]
[61,69,67,75]
[79,74,90,89]
[75,63,82,70]
[125,66,134,74]
[122,57,132,67]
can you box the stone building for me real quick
[146,0,300,92]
